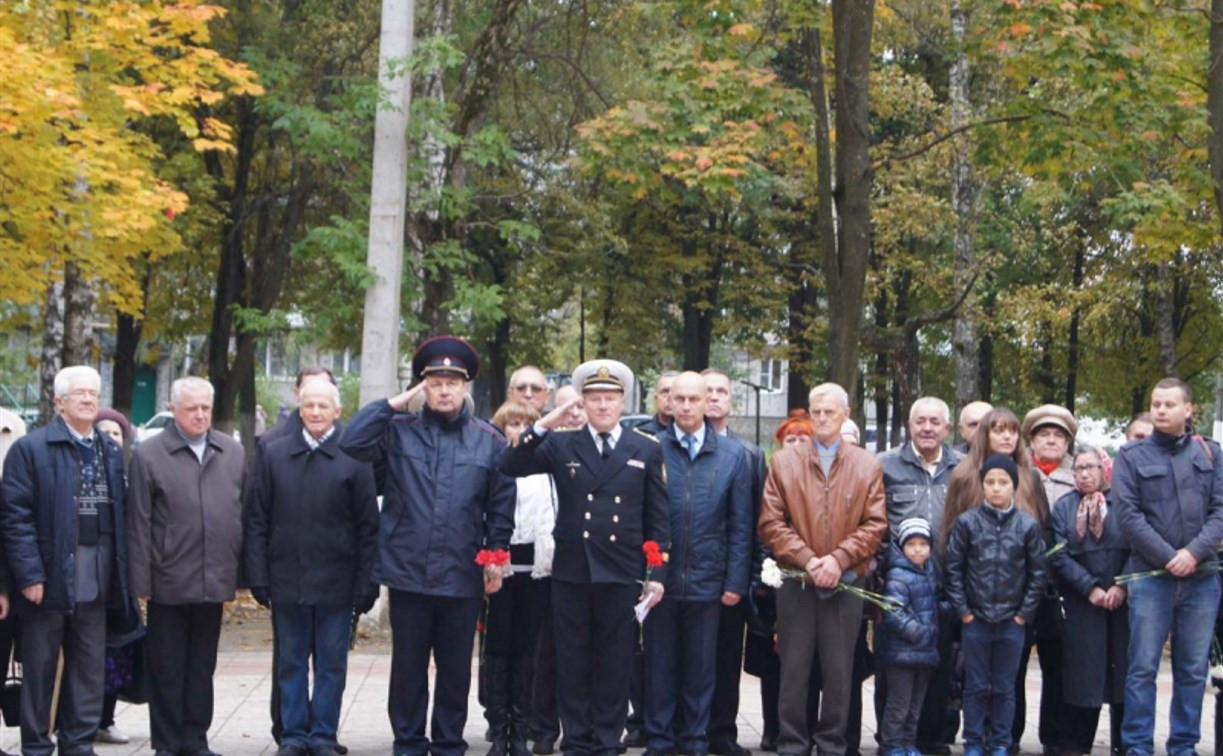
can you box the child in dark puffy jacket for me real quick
[945,454,1047,756]
[876,517,941,756]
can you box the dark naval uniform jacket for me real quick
[500,424,670,585]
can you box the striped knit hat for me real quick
[896,517,932,548]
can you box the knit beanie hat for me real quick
[896,517,932,548]
[980,454,1019,487]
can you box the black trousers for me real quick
[552,580,638,756]
[388,590,482,756]
[0,613,15,728]
[1013,632,1069,749]
[707,601,747,748]
[530,583,561,743]
[147,601,223,755]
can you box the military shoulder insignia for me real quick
[632,427,660,442]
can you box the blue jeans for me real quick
[1122,573,1221,756]
[274,603,353,749]
[961,618,1025,751]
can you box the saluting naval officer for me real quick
[500,360,671,756]
[340,336,516,756]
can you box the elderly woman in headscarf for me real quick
[1048,445,1129,756]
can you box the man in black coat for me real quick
[245,380,379,756]
[500,359,670,756]
[251,366,343,750]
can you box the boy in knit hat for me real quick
[877,517,941,756]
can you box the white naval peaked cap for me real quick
[572,359,634,396]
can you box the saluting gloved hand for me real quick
[250,586,271,608]
[355,591,378,616]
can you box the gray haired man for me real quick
[1,366,126,756]
[128,377,245,756]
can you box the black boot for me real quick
[486,656,513,756]
[509,655,535,756]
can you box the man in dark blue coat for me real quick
[245,379,379,756]
[0,365,128,756]
[500,359,670,756]
[643,372,752,756]
[341,336,515,756]
[1111,377,1223,756]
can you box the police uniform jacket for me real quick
[340,399,515,599]
[499,424,670,586]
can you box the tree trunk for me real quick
[1038,320,1056,404]
[112,311,142,415]
[827,0,875,408]
[791,28,835,412]
[979,290,995,402]
[949,0,979,408]
[62,260,95,367]
[1153,261,1179,377]
[39,282,65,425]
[1208,0,1223,237]
[1064,242,1085,412]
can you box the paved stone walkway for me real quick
[0,646,1209,754]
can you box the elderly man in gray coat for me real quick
[128,377,245,756]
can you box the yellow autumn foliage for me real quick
[0,1,262,314]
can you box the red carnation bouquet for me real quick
[476,548,511,573]
[474,548,511,664]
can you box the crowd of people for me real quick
[0,334,1219,756]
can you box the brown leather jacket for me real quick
[758,442,888,576]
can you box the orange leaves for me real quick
[0,0,261,311]
[1008,22,1033,37]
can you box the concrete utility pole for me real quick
[359,0,416,406]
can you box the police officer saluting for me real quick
[340,336,515,756]
[500,359,670,756]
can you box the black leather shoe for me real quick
[710,743,750,756]
[275,746,307,756]
[335,745,349,756]
[758,736,777,753]
[685,750,710,756]
[917,745,950,756]
[533,740,556,755]
[623,731,648,749]
[641,750,674,756]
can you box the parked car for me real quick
[136,410,242,445]
[135,411,174,445]
[619,414,655,430]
